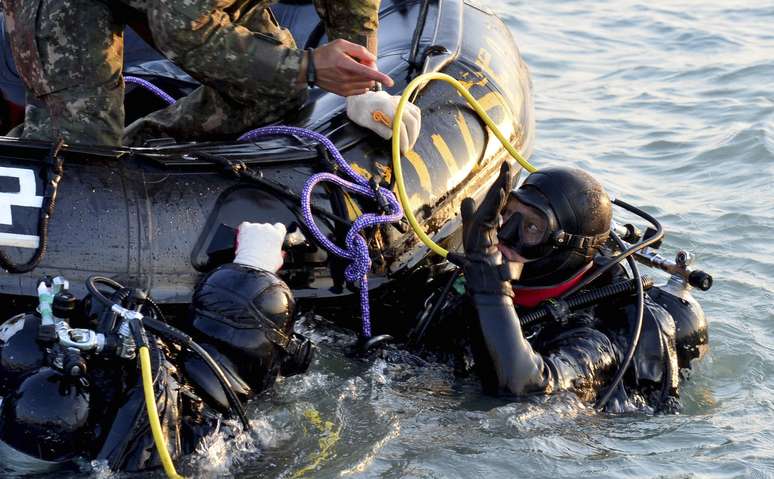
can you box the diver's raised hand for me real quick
[346,91,422,153]
[457,161,522,295]
[461,161,515,258]
[234,222,286,273]
[303,39,394,96]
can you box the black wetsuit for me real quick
[422,264,705,412]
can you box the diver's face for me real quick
[498,196,549,262]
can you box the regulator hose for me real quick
[560,197,664,299]
[391,72,538,258]
[84,277,183,478]
[594,230,645,411]
[86,276,250,428]
[518,275,654,329]
[137,344,184,479]
[141,315,251,429]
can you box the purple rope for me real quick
[239,126,404,337]
[116,80,401,336]
[125,76,176,105]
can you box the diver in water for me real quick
[0,222,313,474]
[421,162,709,411]
[1,0,421,149]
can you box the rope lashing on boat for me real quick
[0,138,64,273]
[125,76,176,105]
[238,126,403,338]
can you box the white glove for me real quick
[346,90,422,153]
[233,222,286,273]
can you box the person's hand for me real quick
[234,222,286,273]
[458,162,522,295]
[306,39,394,96]
[346,91,421,153]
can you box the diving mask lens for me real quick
[498,198,555,260]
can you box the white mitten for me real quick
[346,90,422,153]
[233,222,286,273]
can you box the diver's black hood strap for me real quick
[553,230,609,257]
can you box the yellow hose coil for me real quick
[391,72,538,258]
[139,346,184,479]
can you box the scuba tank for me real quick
[0,367,90,462]
[607,223,712,370]
[0,278,94,466]
[0,278,80,395]
[0,313,46,395]
[646,250,711,369]
[0,227,315,475]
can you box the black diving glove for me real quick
[452,162,522,296]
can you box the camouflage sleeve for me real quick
[313,0,380,54]
[148,1,305,102]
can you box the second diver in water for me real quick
[0,222,312,474]
[420,162,709,412]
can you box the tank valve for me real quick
[688,270,713,291]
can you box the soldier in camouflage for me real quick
[1,0,392,146]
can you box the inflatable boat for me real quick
[0,0,534,335]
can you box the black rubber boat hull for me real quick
[0,0,534,334]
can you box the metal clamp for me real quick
[57,327,104,352]
[111,304,144,321]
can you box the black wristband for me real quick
[305,47,316,88]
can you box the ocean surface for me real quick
[182,2,771,478]
[12,1,774,478]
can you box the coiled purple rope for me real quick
[119,77,402,336]
[239,126,404,337]
[125,76,176,105]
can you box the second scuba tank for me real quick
[0,367,91,462]
[650,275,709,369]
[0,314,46,396]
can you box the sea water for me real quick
[234,2,769,477]
[191,2,772,477]
[27,1,774,477]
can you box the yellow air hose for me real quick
[391,72,538,258]
[139,345,184,479]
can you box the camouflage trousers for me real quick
[3,0,308,146]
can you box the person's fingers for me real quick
[326,80,374,96]
[337,39,377,64]
[321,82,368,97]
[341,86,373,97]
[338,56,394,86]
[461,197,477,223]
[479,162,514,223]
[344,81,376,91]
